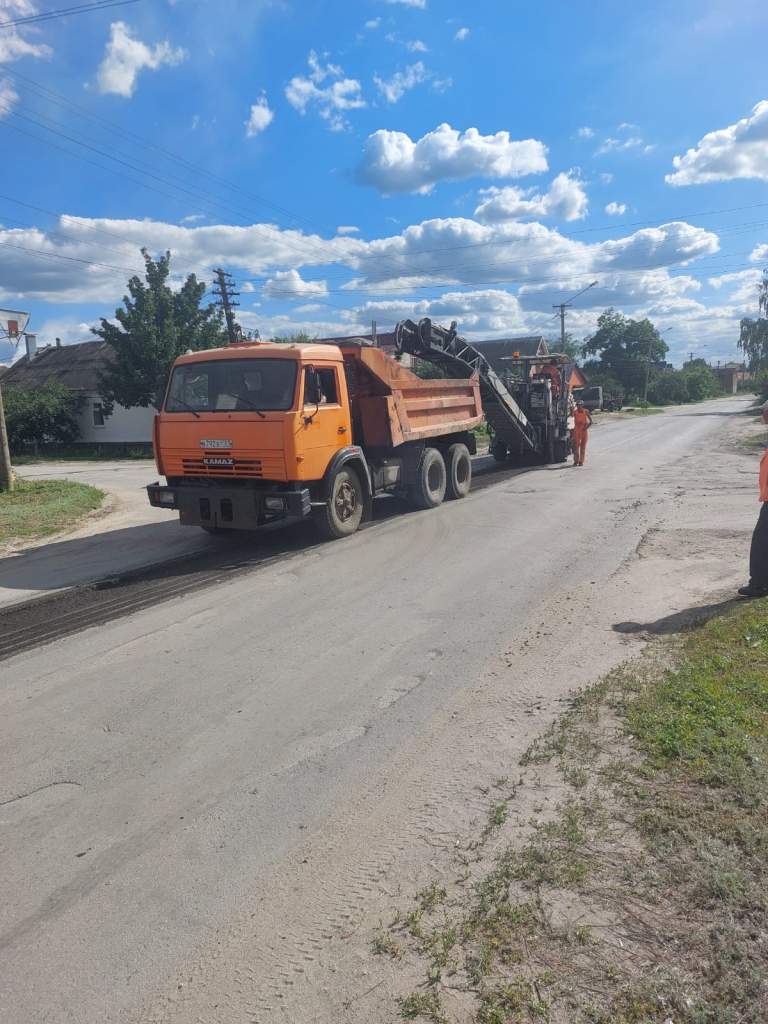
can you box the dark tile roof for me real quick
[472,336,549,371]
[0,340,113,391]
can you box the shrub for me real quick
[4,383,84,449]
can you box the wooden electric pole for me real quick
[212,268,241,345]
[0,381,13,492]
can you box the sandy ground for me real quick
[0,396,763,1024]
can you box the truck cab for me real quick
[148,342,353,533]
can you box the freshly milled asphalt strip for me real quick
[0,459,530,661]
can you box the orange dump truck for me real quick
[148,339,482,539]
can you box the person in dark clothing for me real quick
[739,401,768,598]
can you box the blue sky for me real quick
[1,0,768,367]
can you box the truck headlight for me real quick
[264,496,285,512]
[157,490,176,505]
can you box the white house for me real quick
[1,338,154,445]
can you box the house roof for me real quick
[472,336,549,372]
[0,340,113,391]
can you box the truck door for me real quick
[298,364,350,479]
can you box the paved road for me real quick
[0,398,759,1023]
[0,461,207,608]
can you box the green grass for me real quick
[379,598,768,1023]
[618,406,665,415]
[12,447,153,464]
[0,479,105,544]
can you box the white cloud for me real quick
[454,27,470,41]
[0,206,720,335]
[96,21,186,98]
[518,270,701,314]
[357,122,548,194]
[475,172,588,224]
[343,218,719,294]
[336,225,360,235]
[349,289,526,335]
[0,77,18,118]
[576,126,594,139]
[707,268,763,305]
[382,0,426,7]
[262,269,328,300]
[751,243,768,262]
[0,0,51,63]
[599,172,614,184]
[373,61,429,103]
[241,281,257,293]
[364,17,381,29]
[595,136,646,155]
[667,101,768,185]
[605,201,627,216]
[285,50,365,131]
[406,39,428,52]
[245,94,274,136]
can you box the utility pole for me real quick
[552,280,598,350]
[212,268,241,346]
[0,381,13,493]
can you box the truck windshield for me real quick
[166,359,298,413]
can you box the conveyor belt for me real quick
[394,318,540,453]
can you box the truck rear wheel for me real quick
[410,447,447,509]
[445,443,472,499]
[315,466,364,540]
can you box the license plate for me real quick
[203,457,234,467]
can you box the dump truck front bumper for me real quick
[147,482,311,530]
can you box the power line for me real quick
[0,238,143,274]
[5,64,768,278]
[0,0,141,29]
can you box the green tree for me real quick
[4,383,84,449]
[683,362,721,402]
[94,249,227,410]
[547,330,583,360]
[648,370,690,405]
[583,309,668,400]
[738,270,768,372]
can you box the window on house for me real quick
[93,402,105,427]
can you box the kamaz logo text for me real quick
[199,439,233,449]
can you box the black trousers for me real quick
[750,502,768,587]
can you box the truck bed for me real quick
[339,343,482,449]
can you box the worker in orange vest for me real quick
[572,401,593,467]
[739,402,768,597]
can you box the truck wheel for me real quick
[445,443,472,499]
[315,466,364,540]
[410,447,447,509]
[490,439,508,463]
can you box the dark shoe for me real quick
[738,583,768,598]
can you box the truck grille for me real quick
[181,458,264,478]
